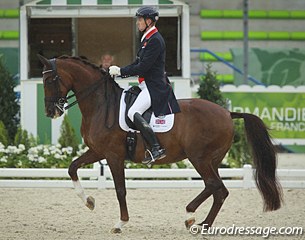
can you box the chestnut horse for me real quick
[38,55,282,234]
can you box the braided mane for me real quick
[57,55,102,72]
[57,55,121,90]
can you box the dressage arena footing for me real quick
[0,188,304,240]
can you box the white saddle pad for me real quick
[119,88,175,133]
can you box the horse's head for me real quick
[37,54,72,119]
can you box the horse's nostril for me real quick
[46,108,54,117]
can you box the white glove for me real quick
[109,66,121,77]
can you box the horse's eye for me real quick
[44,76,53,85]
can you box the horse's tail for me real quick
[230,112,283,211]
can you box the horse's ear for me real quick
[37,54,49,66]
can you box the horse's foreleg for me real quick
[68,149,101,210]
[107,159,129,234]
[71,180,95,210]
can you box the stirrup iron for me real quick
[142,147,166,165]
[143,149,155,165]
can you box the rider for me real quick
[109,6,180,165]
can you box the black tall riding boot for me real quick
[133,112,166,164]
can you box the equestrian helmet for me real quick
[136,6,159,22]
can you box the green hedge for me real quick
[0,9,19,18]
[200,52,233,61]
[200,10,305,19]
[200,74,234,84]
[201,31,305,40]
[0,31,19,40]
[291,32,305,40]
[248,10,268,18]
[216,74,234,84]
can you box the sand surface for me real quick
[0,188,304,240]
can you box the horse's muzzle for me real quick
[45,104,64,119]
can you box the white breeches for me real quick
[128,81,151,122]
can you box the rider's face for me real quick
[137,17,150,32]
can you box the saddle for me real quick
[120,86,175,161]
[124,86,152,129]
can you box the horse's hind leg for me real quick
[185,173,214,229]
[68,149,101,210]
[185,161,228,229]
[199,181,228,228]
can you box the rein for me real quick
[43,57,119,129]
[64,80,102,110]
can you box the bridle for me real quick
[42,58,101,114]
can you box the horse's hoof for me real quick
[185,217,196,230]
[85,196,95,210]
[110,228,122,234]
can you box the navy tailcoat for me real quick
[120,28,181,117]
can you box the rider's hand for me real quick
[109,66,121,77]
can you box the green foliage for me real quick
[0,143,89,168]
[125,159,193,169]
[0,121,9,147]
[197,64,227,107]
[0,57,19,143]
[226,119,252,167]
[58,114,79,155]
[14,127,38,151]
[197,64,251,168]
[0,124,88,169]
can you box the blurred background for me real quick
[0,0,304,157]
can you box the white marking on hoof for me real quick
[185,211,196,229]
[110,228,122,234]
[73,180,88,204]
[111,220,128,234]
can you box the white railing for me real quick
[0,164,304,189]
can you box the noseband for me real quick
[43,59,70,113]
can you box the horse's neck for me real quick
[75,75,123,126]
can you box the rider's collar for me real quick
[141,26,158,42]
